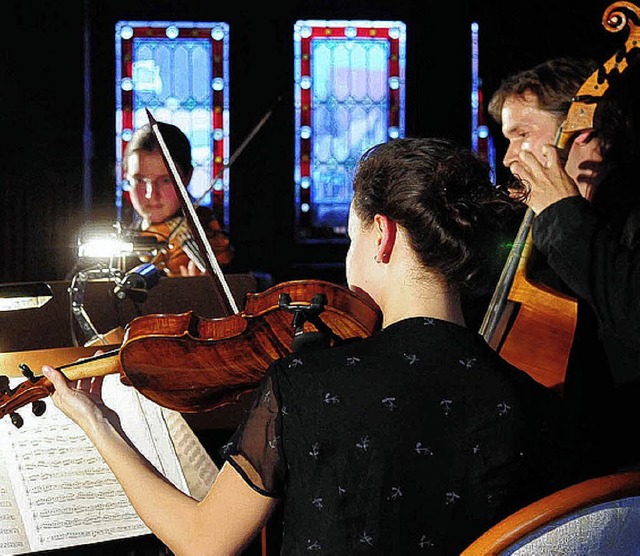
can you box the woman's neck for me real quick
[379,270,465,330]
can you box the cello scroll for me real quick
[556,1,640,148]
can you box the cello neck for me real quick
[479,207,535,345]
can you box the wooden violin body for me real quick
[0,280,381,421]
[140,212,233,277]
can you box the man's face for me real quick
[500,91,605,201]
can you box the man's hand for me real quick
[179,260,205,277]
[509,143,580,214]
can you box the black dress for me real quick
[223,317,572,555]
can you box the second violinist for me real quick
[123,121,234,277]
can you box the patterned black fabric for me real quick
[224,317,572,555]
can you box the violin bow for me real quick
[162,96,282,246]
[146,108,239,315]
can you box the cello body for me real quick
[485,232,577,393]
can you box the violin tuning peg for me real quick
[18,363,37,382]
[0,375,9,394]
[32,400,46,417]
[10,412,23,429]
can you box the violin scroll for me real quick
[0,350,121,427]
[0,366,53,428]
[603,1,640,34]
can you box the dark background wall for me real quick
[0,0,620,285]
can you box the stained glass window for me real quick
[471,22,496,183]
[115,21,230,226]
[293,20,406,242]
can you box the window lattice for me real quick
[294,20,406,242]
[115,21,230,226]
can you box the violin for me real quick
[479,1,640,391]
[0,110,383,426]
[139,211,234,277]
[0,279,381,424]
[138,99,278,278]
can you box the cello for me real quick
[479,0,640,392]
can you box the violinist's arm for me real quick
[42,366,277,556]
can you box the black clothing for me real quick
[532,196,640,471]
[224,317,572,555]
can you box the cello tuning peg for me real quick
[10,412,24,429]
[18,363,37,382]
[0,375,9,394]
[32,400,46,417]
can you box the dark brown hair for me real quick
[352,137,516,294]
[123,121,193,177]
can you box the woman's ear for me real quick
[373,214,397,263]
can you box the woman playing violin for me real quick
[42,138,574,555]
[123,121,234,277]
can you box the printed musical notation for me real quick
[0,374,190,555]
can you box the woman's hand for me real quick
[509,143,580,214]
[41,352,121,435]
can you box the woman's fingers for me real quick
[42,365,66,389]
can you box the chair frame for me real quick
[461,470,640,555]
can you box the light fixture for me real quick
[0,283,53,312]
[78,237,135,258]
[76,224,164,259]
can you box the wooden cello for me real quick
[479,1,640,393]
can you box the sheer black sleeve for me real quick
[221,365,285,498]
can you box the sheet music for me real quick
[0,451,28,554]
[0,375,189,554]
[161,408,218,501]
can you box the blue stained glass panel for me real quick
[294,20,406,242]
[115,21,230,227]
